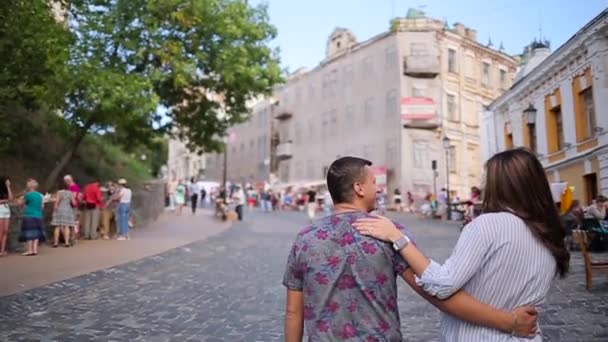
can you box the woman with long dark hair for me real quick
[354,148,570,341]
[0,176,13,256]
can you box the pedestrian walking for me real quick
[115,178,132,240]
[174,180,186,216]
[0,177,13,256]
[19,179,45,256]
[189,177,200,214]
[64,174,81,242]
[51,184,76,248]
[393,188,403,212]
[232,185,245,221]
[306,187,317,220]
[199,186,207,209]
[355,148,567,341]
[283,156,536,341]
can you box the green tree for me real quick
[42,0,282,189]
[0,1,71,151]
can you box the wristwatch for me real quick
[392,234,410,251]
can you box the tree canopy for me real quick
[1,0,282,188]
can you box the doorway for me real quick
[584,173,598,206]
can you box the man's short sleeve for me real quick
[282,239,305,291]
[391,221,415,275]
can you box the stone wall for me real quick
[6,181,165,252]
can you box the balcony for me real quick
[274,105,293,120]
[276,141,294,160]
[403,55,440,78]
[401,97,440,129]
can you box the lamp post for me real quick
[524,104,537,153]
[222,135,229,206]
[442,135,451,220]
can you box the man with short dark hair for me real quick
[283,156,536,341]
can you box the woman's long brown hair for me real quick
[483,148,570,277]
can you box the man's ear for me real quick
[353,182,364,197]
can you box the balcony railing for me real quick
[276,141,294,160]
[274,106,293,120]
[403,55,440,78]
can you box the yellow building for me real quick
[482,9,608,205]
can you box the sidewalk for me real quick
[0,209,231,297]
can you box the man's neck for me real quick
[333,203,368,214]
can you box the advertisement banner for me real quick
[400,97,436,121]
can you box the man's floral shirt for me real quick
[283,211,412,341]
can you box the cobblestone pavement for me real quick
[0,211,606,341]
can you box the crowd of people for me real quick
[0,174,133,257]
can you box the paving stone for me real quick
[0,211,606,341]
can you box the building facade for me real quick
[481,9,608,205]
[167,138,207,181]
[203,98,274,184]
[271,11,517,197]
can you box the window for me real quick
[448,49,457,73]
[582,88,596,139]
[306,160,314,179]
[465,55,475,79]
[345,105,354,128]
[385,47,398,69]
[385,90,398,117]
[261,135,268,157]
[527,123,537,153]
[322,166,329,179]
[413,141,429,168]
[364,97,374,122]
[447,94,459,122]
[448,146,457,173]
[499,69,507,89]
[363,145,374,159]
[308,84,315,99]
[330,109,338,132]
[308,119,315,139]
[386,139,397,167]
[467,145,478,177]
[362,57,373,74]
[321,112,329,139]
[343,65,354,83]
[410,43,427,56]
[552,106,565,150]
[322,69,339,98]
[412,86,425,97]
[294,122,302,143]
[482,62,490,86]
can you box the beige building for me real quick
[270,10,517,198]
[201,10,517,197]
[167,138,207,181]
[204,98,274,183]
[482,9,608,205]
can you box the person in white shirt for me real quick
[188,177,201,215]
[116,178,132,240]
[232,185,246,221]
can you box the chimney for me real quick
[466,28,477,41]
[454,22,466,36]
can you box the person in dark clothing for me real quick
[189,178,199,214]
[200,187,207,208]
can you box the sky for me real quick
[256,0,608,71]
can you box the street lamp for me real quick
[524,104,537,153]
[222,135,229,206]
[442,135,451,220]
